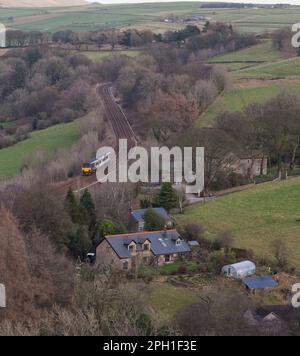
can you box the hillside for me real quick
[1,3,300,33]
[200,39,300,126]
[176,178,300,266]
[0,121,79,177]
[0,0,86,7]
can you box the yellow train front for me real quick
[81,158,97,176]
[81,153,111,176]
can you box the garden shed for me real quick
[0,283,6,308]
[0,24,6,48]
[243,276,278,292]
[222,260,256,279]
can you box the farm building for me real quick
[243,307,286,334]
[188,240,200,248]
[222,260,256,279]
[243,276,278,292]
[0,283,5,308]
[0,24,6,48]
[234,155,268,178]
[222,153,268,178]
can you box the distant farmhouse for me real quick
[96,230,191,271]
[233,155,268,178]
[162,15,210,24]
[129,207,173,232]
[223,153,268,178]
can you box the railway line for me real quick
[65,83,137,193]
[99,83,137,148]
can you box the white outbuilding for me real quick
[0,23,6,48]
[221,260,256,279]
[0,283,6,308]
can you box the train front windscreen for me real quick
[81,163,93,176]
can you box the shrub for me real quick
[208,249,236,274]
[183,222,206,243]
[177,266,187,274]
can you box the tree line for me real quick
[177,92,300,191]
[272,27,299,56]
[0,47,100,149]
[100,51,229,144]
[6,22,257,58]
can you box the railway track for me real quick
[98,83,137,148]
[70,83,137,193]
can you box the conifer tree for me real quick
[156,183,178,212]
[65,188,81,224]
[69,226,92,260]
[79,189,96,235]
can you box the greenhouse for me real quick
[221,260,256,279]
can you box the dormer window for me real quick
[176,239,182,246]
[143,243,150,251]
[128,241,136,253]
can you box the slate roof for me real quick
[131,208,171,223]
[105,230,191,259]
[188,241,200,247]
[255,308,278,319]
[256,305,300,322]
[243,276,278,290]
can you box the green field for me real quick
[202,41,300,126]
[177,178,300,265]
[200,81,300,126]
[235,57,300,79]
[0,3,201,32]
[151,282,200,317]
[207,40,285,71]
[2,3,300,33]
[82,49,141,61]
[210,7,300,33]
[0,121,79,177]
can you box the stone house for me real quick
[95,230,191,271]
[222,153,268,178]
[129,207,173,232]
[233,156,268,178]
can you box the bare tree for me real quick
[272,240,289,269]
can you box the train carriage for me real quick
[81,153,111,176]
